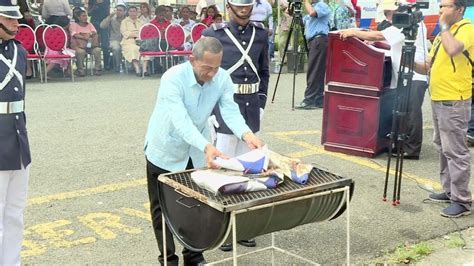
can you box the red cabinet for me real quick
[322,33,395,157]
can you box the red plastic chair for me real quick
[190,23,207,44]
[165,23,192,66]
[16,24,43,82]
[42,24,75,82]
[139,23,167,77]
[34,24,47,54]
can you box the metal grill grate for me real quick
[160,167,352,211]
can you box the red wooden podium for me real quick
[321,33,395,158]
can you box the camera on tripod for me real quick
[392,3,423,30]
[288,0,303,14]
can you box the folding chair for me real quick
[190,22,208,44]
[139,23,168,77]
[42,24,75,83]
[165,23,192,66]
[16,24,43,82]
[34,24,47,55]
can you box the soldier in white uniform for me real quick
[202,0,270,251]
[0,0,31,264]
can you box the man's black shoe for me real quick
[237,239,256,247]
[391,152,419,160]
[219,243,232,252]
[295,101,317,110]
[467,134,474,146]
[428,192,450,203]
[441,203,471,218]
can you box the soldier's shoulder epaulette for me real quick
[211,22,229,31]
[250,21,266,30]
[9,39,22,46]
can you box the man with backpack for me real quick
[414,0,473,218]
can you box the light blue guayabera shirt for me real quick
[144,61,251,172]
[303,0,331,40]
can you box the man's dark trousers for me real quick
[146,159,204,266]
[303,35,328,106]
[404,80,428,156]
[468,97,474,137]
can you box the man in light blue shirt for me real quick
[144,36,263,266]
[296,0,331,109]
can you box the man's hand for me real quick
[339,29,357,40]
[242,132,264,150]
[205,144,228,168]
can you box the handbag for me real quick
[139,37,161,52]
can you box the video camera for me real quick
[392,3,423,30]
[288,0,303,14]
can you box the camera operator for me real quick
[295,0,331,109]
[340,0,429,160]
[413,0,473,218]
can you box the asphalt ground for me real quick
[21,69,473,264]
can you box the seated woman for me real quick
[121,6,149,76]
[69,9,103,76]
[139,2,153,24]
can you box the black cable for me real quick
[368,159,474,250]
[414,180,474,251]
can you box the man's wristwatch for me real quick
[440,23,449,32]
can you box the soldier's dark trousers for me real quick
[146,159,204,266]
[303,35,328,106]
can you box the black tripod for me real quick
[271,2,309,110]
[383,25,419,206]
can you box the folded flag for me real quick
[214,147,270,174]
[191,170,280,195]
[191,148,313,195]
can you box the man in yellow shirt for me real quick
[415,0,473,218]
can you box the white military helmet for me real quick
[227,0,255,7]
[0,0,22,19]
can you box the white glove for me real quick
[207,115,220,144]
[259,108,264,121]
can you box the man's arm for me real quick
[305,0,331,18]
[100,13,113,29]
[339,28,385,42]
[413,58,431,75]
[304,0,317,17]
[439,25,465,57]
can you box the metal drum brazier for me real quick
[158,167,355,252]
